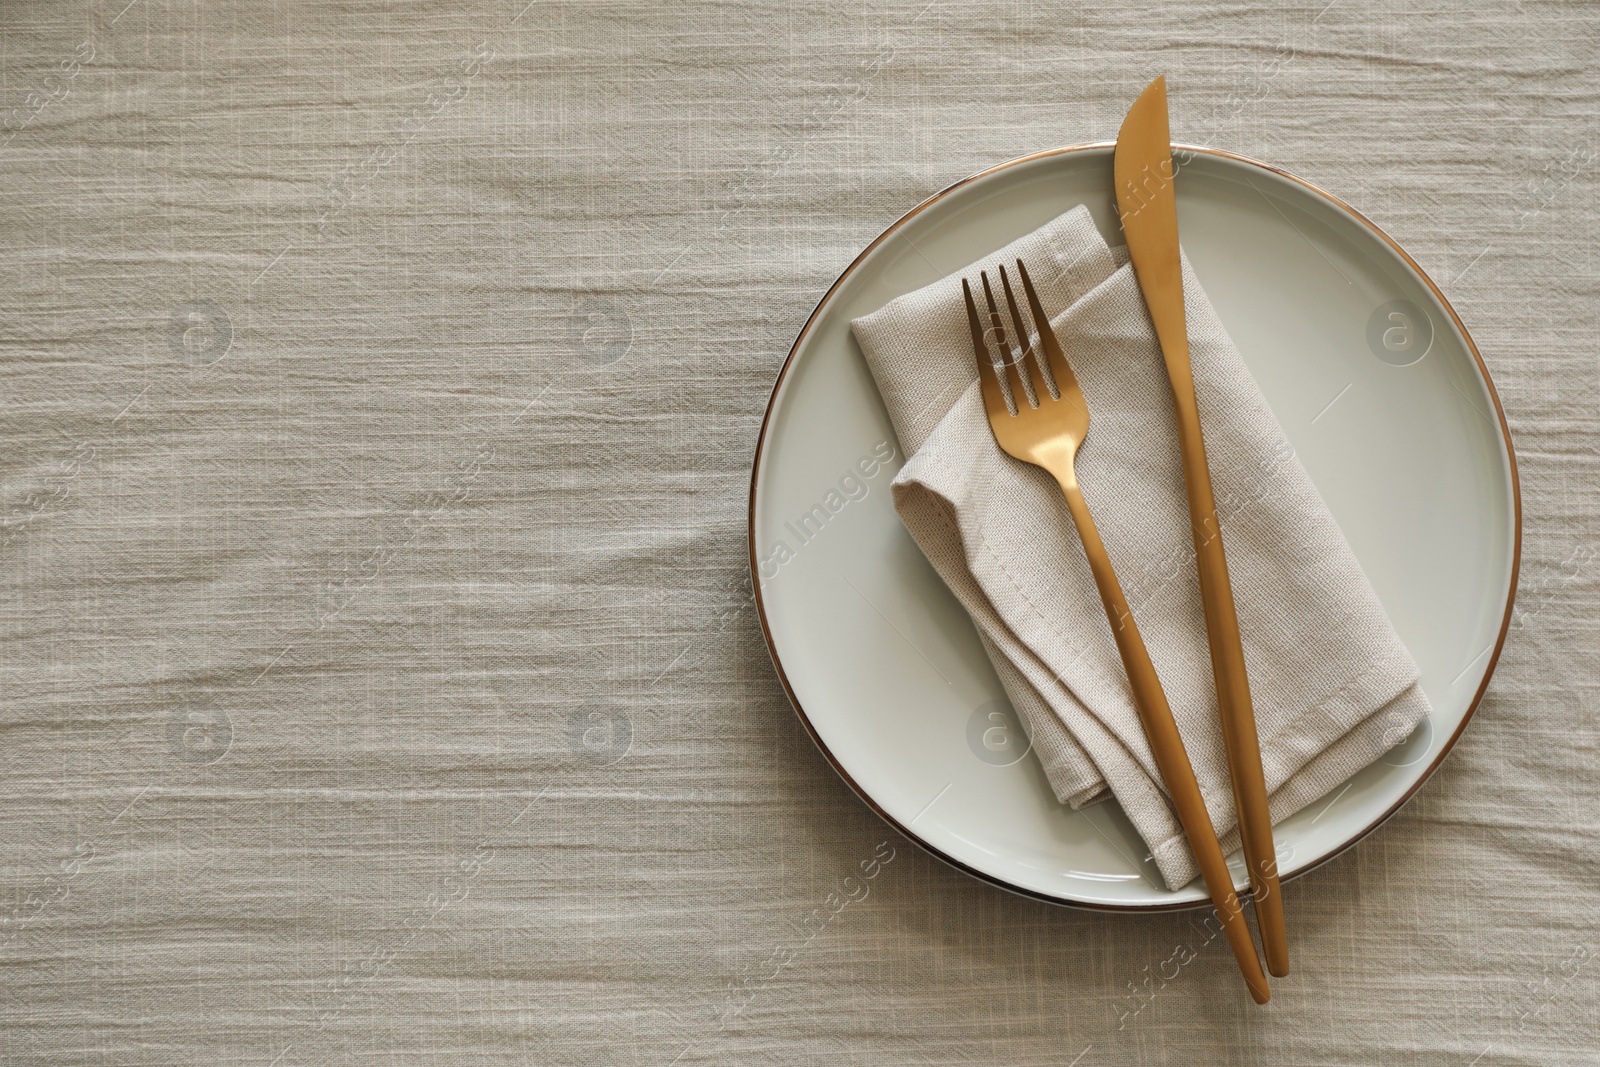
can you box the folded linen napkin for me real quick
[850,205,1431,890]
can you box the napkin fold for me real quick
[850,206,1431,890]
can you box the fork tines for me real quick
[963,259,1080,416]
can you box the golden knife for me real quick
[1113,75,1289,978]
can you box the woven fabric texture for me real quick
[0,1,1594,1064]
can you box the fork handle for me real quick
[1056,474,1270,1004]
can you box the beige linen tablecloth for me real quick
[1,2,1594,1064]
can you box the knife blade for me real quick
[1114,75,1289,979]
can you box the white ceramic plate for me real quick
[748,144,1519,909]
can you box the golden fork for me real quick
[964,260,1269,1004]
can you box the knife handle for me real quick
[1167,385,1289,978]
